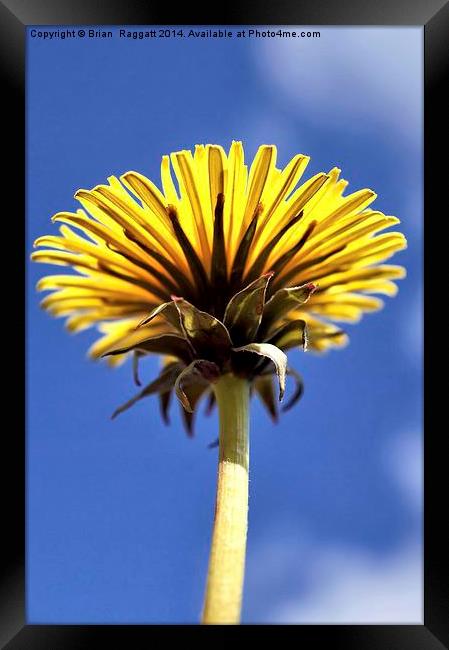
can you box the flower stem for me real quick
[202,373,250,625]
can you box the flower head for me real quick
[32,142,406,432]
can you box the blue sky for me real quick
[27,26,423,623]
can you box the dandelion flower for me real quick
[32,142,406,623]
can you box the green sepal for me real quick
[204,390,216,415]
[136,301,182,331]
[102,333,193,365]
[260,282,316,337]
[223,273,273,346]
[282,367,305,413]
[267,319,308,351]
[253,374,278,421]
[159,389,173,424]
[173,298,232,364]
[174,359,221,413]
[232,342,287,401]
[111,361,183,419]
[132,351,143,386]
[179,381,211,437]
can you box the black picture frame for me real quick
[3,0,446,645]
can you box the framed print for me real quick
[1,0,447,645]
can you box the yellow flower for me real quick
[32,142,406,430]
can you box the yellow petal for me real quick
[239,145,277,240]
[224,141,247,264]
[171,149,212,266]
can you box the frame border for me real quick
[2,0,447,645]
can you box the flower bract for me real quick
[33,142,406,432]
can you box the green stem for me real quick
[202,373,250,624]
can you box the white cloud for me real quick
[271,542,422,624]
[253,28,422,145]
[245,431,423,623]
